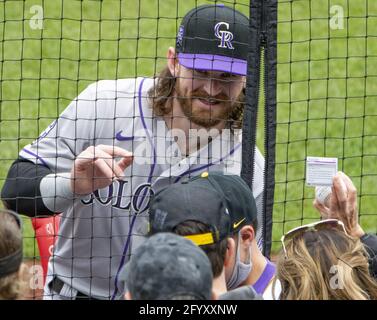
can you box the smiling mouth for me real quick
[197,97,221,106]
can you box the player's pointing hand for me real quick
[71,145,133,195]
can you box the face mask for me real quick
[226,232,252,290]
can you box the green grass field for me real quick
[0,0,376,258]
[273,0,377,252]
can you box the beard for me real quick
[174,80,239,128]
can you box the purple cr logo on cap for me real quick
[214,22,234,50]
[175,4,249,75]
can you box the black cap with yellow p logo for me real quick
[148,173,232,246]
[190,171,258,233]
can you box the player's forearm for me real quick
[1,158,55,217]
[1,158,84,216]
[39,171,87,213]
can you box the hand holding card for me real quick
[313,171,365,238]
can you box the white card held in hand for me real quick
[306,156,338,186]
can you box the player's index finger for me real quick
[96,145,133,158]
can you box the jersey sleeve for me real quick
[19,82,107,172]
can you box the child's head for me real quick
[0,209,23,300]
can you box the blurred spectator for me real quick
[195,172,275,297]
[172,220,261,300]
[149,175,238,297]
[149,172,268,299]
[275,219,377,299]
[268,171,377,300]
[119,232,213,300]
[0,209,25,300]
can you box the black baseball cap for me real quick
[119,233,213,300]
[189,171,258,233]
[176,4,249,75]
[149,177,232,246]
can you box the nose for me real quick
[202,78,223,97]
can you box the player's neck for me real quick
[212,270,228,296]
[163,98,226,155]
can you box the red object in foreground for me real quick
[31,216,61,284]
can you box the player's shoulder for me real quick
[67,77,154,119]
[83,77,154,99]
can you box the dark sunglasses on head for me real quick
[280,219,348,257]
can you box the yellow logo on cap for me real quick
[233,218,246,229]
[201,172,209,178]
[184,232,215,246]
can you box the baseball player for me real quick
[1,4,264,300]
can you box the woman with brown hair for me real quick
[0,209,24,299]
[274,172,377,300]
[276,219,377,300]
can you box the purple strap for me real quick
[253,259,276,295]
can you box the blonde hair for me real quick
[275,229,377,300]
[0,210,23,300]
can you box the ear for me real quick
[167,47,179,77]
[240,225,254,246]
[224,237,236,267]
[124,291,132,300]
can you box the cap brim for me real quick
[177,53,247,76]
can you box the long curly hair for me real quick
[147,66,245,129]
[274,228,377,300]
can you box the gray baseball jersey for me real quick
[20,77,265,299]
